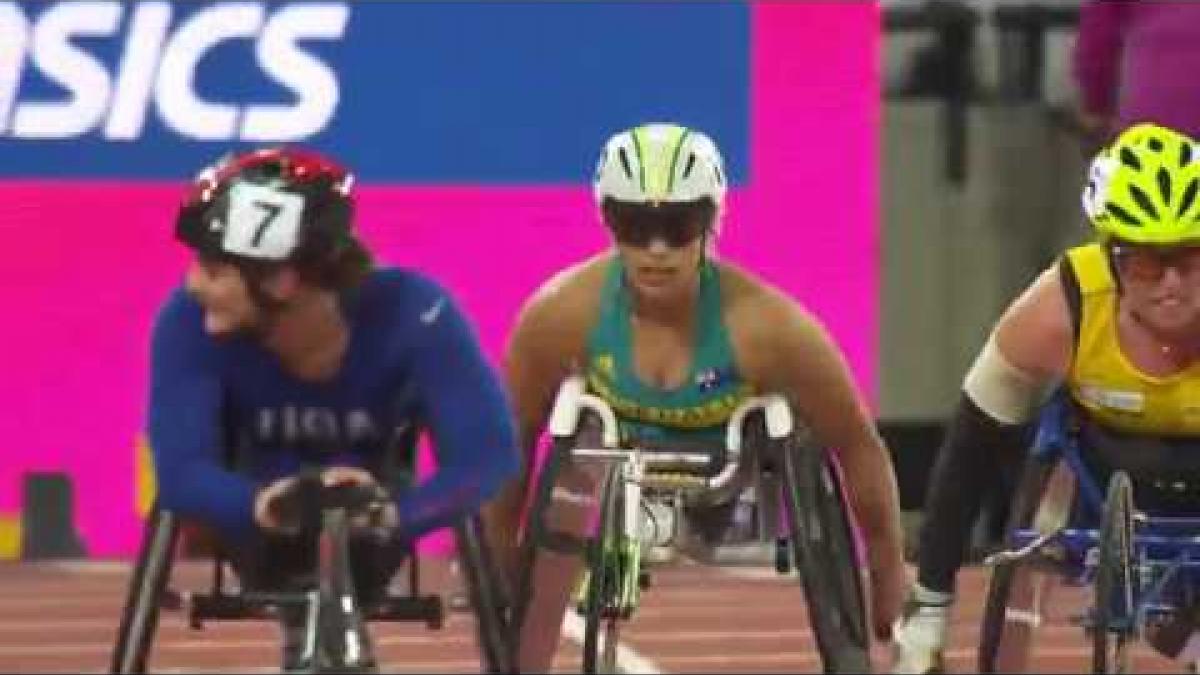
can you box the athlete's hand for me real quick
[254,475,302,533]
[868,550,908,641]
[253,468,399,534]
[320,465,400,533]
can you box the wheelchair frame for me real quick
[979,392,1200,673]
[109,424,514,674]
[510,375,872,674]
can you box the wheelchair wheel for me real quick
[779,434,870,673]
[978,454,1059,673]
[453,514,515,674]
[1092,471,1135,674]
[111,507,180,674]
[582,465,623,674]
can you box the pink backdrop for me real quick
[0,2,879,557]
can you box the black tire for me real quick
[1093,471,1135,674]
[779,435,871,673]
[453,514,515,674]
[582,465,623,674]
[110,507,180,674]
[978,455,1059,673]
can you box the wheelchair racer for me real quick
[146,147,519,668]
[485,123,908,672]
[893,122,1200,672]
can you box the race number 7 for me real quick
[251,200,283,247]
[226,183,304,258]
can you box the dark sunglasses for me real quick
[1110,243,1200,283]
[604,205,711,248]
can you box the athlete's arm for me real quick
[147,290,258,533]
[485,280,585,575]
[916,264,1074,595]
[742,292,907,639]
[395,281,520,539]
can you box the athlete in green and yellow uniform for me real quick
[585,255,753,446]
[485,123,907,672]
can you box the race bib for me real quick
[219,183,306,259]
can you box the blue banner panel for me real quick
[0,1,749,182]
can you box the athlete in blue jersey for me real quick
[487,124,908,671]
[147,147,519,664]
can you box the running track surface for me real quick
[0,560,1184,673]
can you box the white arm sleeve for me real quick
[962,332,1052,425]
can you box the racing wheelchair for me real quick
[979,390,1200,673]
[509,375,872,673]
[109,426,513,674]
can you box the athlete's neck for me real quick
[263,291,349,381]
[629,276,701,328]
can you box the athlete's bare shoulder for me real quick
[713,261,827,383]
[507,252,612,371]
[517,252,609,327]
[993,263,1074,379]
[716,260,811,337]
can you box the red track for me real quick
[0,560,1185,673]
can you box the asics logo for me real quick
[0,1,349,141]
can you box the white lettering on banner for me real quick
[0,1,349,141]
[0,4,29,132]
[11,2,121,139]
[105,2,171,140]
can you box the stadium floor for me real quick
[0,559,1184,673]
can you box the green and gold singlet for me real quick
[585,259,753,445]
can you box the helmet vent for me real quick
[1109,203,1142,227]
[713,164,725,186]
[1180,178,1199,218]
[1181,142,1194,168]
[1130,185,1159,220]
[1120,147,1142,171]
[682,153,696,179]
[1149,138,1165,153]
[1158,168,1173,205]
[618,147,634,180]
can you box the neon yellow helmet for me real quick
[1083,123,1200,245]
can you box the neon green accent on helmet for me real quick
[666,128,691,196]
[633,124,688,201]
[1084,123,1200,245]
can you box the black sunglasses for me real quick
[603,202,712,248]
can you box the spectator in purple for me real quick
[1074,1,1200,144]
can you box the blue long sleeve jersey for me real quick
[147,267,519,540]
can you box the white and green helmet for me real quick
[593,123,727,206]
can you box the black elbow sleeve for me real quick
[916,393,1032,593]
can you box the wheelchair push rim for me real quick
[779,434,871,673]
[1092,470,1136,675]
[978,454,1063,674]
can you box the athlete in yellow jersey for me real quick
[893,122,1200,673]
